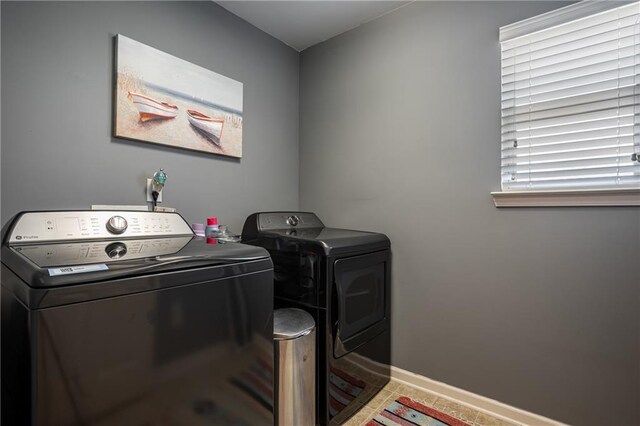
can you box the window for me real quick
[494,1,640,206]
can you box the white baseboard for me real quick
[391,366,569,426]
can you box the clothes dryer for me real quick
[243,212,391,425]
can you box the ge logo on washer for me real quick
[15,236,22,240]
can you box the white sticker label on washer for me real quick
[48,264,109,276]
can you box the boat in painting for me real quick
[187,109,225,143]
[128,92,179,122]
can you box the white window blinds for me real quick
[500,1,640,191]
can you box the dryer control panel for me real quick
[6,211,194,244]
[256,212,324,231]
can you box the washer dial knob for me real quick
[105,242,128,259]
[106,216,128,234]
[286,215,300,227]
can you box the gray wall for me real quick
[2,1,639,424]
[299,2,639,425]
[1,1,299,231]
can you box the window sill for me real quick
[491,188,640,207]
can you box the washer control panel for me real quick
[7,211,194,244]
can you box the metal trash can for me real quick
[274,308,316,426]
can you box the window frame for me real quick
[492,0,640,207]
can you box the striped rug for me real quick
[367,396,471,426]
[231,355,274,410]
[329,368,366,417]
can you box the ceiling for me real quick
[216,1,412,51]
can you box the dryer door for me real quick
[333,250,390,358]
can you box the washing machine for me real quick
[242,212,391,425]
[1,210,274,426]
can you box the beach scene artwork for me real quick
[115,35,243,158]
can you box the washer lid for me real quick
[254,227,389,256]
[274,308,315,340]
[242,211,390,255]
[1,210,272,290]
[2,237,271,289]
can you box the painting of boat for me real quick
[114,34,244,158]
[187,109,225,143]
[128,92,179,122]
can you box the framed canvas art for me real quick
[114,35,243,158]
